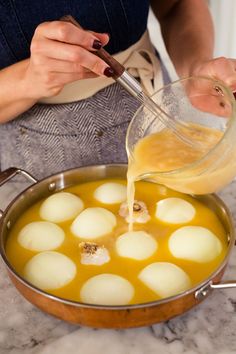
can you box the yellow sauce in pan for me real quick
[5,179,228,304]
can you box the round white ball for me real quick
[138,262,191,298]
[24,251,77,290]
[94,182,127,204]
[116,231,158,260]
[155,197,196,224]
[40,192,84,222]
[80,274,134,305]
[71,207,116,239]
[169,226,222,262]
[18,221,65,251]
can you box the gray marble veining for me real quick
[0,178,236,354]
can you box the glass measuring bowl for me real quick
[126,76,236,194]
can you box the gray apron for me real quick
[0,83,140,179]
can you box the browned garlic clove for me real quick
[79,242,110,265]
[119,200,150,223]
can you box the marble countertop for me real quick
[0,178,236,354]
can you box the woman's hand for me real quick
[184,57,236,118]
[190,57,236,91]
[23,20,111,100]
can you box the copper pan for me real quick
[0,165,235,329]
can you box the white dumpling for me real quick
[155,197,196,224]
[80,274,134,305]
[138,262,191,298]
[18,221,65,251]
[169,226,222,262]
[24,251,76,290]
[116,231,158,260]
[94,182,127,204]
[71,207,116,239]
[40,192,84,222]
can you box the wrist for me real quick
[177,57,213,78]
[19,60,40,102]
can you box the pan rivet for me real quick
[7,220,11,229]
[195,283,211,300]
[48,182,56,191]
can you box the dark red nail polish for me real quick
[93,39,102,50]
[104,67,115,77]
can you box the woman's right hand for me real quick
[23,20,111,100]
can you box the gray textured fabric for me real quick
[0,83,140,179]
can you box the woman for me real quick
[0,0,235,178]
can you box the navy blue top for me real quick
[0,0,149,69]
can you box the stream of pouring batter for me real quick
[126,124,223,231]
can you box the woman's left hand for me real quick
[183,57,236,118]
[190,57,236,91]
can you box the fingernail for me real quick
[104,67,115,77]
[92,39,102,50]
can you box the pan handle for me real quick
[0,167,38,218]
[195,280,236,300]
[0,167,37,187]
[0,168,38,216]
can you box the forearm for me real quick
[151,0,214,77]
[0,59,37,123]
